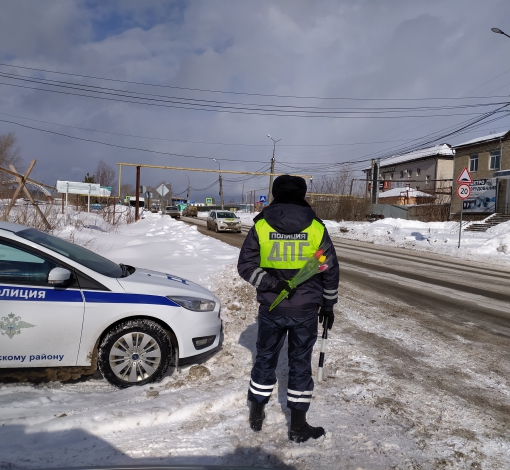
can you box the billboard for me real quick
[461,179,497,213]
[56,181,101,195]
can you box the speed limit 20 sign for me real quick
[457,184,471,199]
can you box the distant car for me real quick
[366,213,385,222]
[90,203,102,211]
[182,206,198,217]
[165,206,180,218]
[0,221,222,388]
[150,205,159,213]
[206,210,242,233]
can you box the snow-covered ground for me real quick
[229,211,510,266]
[0,211,509,469]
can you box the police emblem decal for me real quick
[0,313,36,339]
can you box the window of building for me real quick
[399,171,404,178]
[489,150,501,170]
[390,173,394,180]
[416,168,421,176]
[408,169,412,178]
[469,154,478,172]
[425,175,431,185]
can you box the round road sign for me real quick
[457,184,471,199]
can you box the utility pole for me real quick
[135,165,141,221]
[267,134,280,204]
[186,175,190,202]
[213,158,224,209]
[371,159,380,204]
[375,159,380,204]
[219,173,224,209]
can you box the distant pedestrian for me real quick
[237,174,339,442]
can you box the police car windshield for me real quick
[17,228,124,278]
[217,212,236,218]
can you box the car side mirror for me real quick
[48,267,72,286]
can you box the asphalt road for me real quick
[183,215,510,331]
[183,215,510,447]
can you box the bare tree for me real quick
[120,183,135,201]
[310,168,371,221]
[95,160,117,188]
[0,133,23,170]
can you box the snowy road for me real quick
[183,216,510,468]
[185,215,510,318]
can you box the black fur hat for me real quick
[272,174,307,201]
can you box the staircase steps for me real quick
[463,213,510,233]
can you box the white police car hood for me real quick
[116,267,217,301]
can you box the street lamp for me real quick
[491,27,510,39]
[213,158,224,209]
[267,134,281,204]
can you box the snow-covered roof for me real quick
[364,144,454,171]
[453,130,510,149]
[379,187,435,198]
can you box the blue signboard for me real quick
[259,195,267,203]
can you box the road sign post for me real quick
[156,184,169,216]
[456,171,473,248]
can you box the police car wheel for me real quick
[98,319,173,388]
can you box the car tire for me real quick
[98,319,173,388]
[215,224,219,233]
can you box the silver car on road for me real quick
[206,211,242,233]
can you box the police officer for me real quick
[237,174,339,443]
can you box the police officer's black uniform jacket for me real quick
[237,197,340,411]
[237,198,340,316]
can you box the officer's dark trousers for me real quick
[248,306,318,412]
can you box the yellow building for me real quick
[452,131,510,216]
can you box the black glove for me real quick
[318,306,334,330]
[273,280,297,299]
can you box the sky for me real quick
[2,0,510,203]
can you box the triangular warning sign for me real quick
[456,167,473,184]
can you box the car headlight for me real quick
[167,296,216,312]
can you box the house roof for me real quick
[378,187,435,198]
[453,130,510,149]
[364,144,454,171]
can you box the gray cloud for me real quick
[1,0,510,200]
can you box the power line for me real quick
[2,71,508,113]
[2,62,510,101]
[1,73,508,119]
[0,111,420,148]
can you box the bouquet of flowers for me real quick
[269,244,331,311]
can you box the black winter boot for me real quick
[249,401,265,432]
[289,409,325,443]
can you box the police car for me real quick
[0,221,222,388]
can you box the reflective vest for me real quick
[255,219,324,269]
